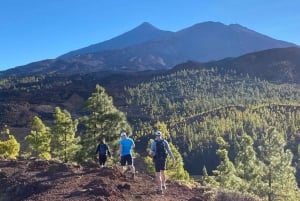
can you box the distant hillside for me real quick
[0,21,296,77]
[174,47,300,83]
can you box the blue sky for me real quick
[1,0,299,71]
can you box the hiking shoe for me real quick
[124,168,130,173]
[156,189,163,195]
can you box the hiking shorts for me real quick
[154,157,167,172]
[99,154,107,165]
[120,154,133,166]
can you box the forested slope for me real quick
[124,68,300,182]
[1,66,300,200]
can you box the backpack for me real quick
[155,140,167,159]
[99,144,107,155]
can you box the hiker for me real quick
[119,132,135,179]
[150,130,175,194]
[95,137,111,167]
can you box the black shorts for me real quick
[120,154,133,166]
[99,154,107,165]
[154,157,167,172]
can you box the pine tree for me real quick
[258,127,299,201]
[202,166,218,186]
[78,84,131,161]
[51,107,81,162]
[234,133,263,194]
[0,126,20,159]
[25,116,51,160]
[166,142,192,182]
[155,121,171,140]
[144,138,155,174]
[212,137,243,190]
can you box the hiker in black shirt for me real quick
[150,130,175,194]
[95,137,111,167]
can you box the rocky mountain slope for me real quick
[0,159,262,201]
[0,159,206,201]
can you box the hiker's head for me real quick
[120,132,127,138]
[154,130,162,138]
[99,137,105,143]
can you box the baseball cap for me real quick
[120,132,126,137]
[155,130,161,136]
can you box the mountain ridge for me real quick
[0,21,297,77]
[171,46,300,83]
[59,22,173,58]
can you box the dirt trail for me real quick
[0,159,206,201]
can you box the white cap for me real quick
[120,132,126,137]
[155,130,161,136]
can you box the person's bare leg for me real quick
[128,165,135,179]
[120,165,126,174]
[156,172,162,189]
[161,170,166,189]
[129,165,135,173]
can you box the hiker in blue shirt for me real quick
[95,137,111,168]
[119,132,135,179]
[150,130,175,194]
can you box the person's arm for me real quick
[95,144,99,155]
[106,144,111,157]
[131,139,135,149]
[164,140,175,160]
[119,141,123,156]
[150,141,156,157]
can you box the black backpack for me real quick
[99,144,107,155]
[155,140,167,159]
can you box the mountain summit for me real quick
[59,22,173,58]
[1,21,297,76]
[171,21,295,61]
